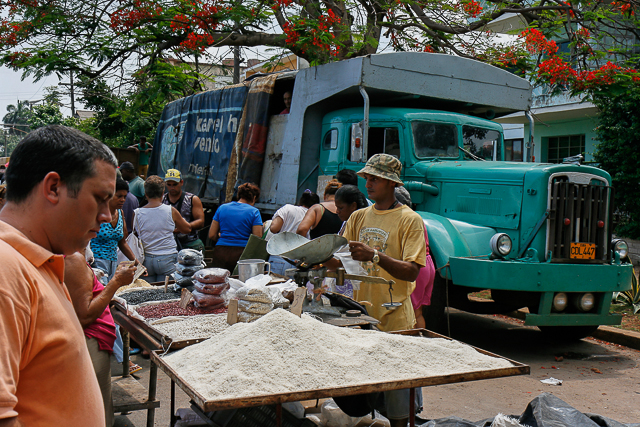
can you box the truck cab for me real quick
[314,106,630,337]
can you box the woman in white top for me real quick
[133,175,191,282]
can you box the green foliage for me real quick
[3,100,32,136]
[613,269,640,314]
[76,60,203,147]
[27,103,77,130]
[592,87,640,239]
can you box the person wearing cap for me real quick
[162,169,205,252]
[331,153,426,426]
[119,161,145,202]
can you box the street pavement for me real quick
[113,309,640,426]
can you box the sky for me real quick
[0,66,78,122]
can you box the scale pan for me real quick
[267,232,348,268]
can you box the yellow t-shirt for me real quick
[343,204,426,332]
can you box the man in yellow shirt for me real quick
[340,153,426,426]
[0,125,114,427]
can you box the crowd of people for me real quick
[0,123,435,427]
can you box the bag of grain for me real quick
[237,299,274,314]
[177,249,204,266]
[194,268,231,284]
[194,281,230,295]
[191,290,225,308]
[176,262,206,277]
[235,286,272,303]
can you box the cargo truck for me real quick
[149,52,634,338]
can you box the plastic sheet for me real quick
[417,393,640,427]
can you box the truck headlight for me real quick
[490,233,512,258]
[572,293,595,312]
[552,292,568,312]
[611,239,629,259]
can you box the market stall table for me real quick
[152,328,529,427]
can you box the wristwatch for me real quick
[371,249,380,264]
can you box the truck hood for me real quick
[414,161,611,185]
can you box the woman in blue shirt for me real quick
[209,183,263,271]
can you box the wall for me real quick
[627,238,640,266]
[523,115,600,163]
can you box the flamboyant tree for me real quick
[1,0,639,92]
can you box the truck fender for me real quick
[418,212,496,279]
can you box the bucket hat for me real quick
[357,154,404,186]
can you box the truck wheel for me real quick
[537,325,599,341]
[422,275,447,333]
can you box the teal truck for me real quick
[151,52,634,338]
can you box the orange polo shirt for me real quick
[0,221,104,426]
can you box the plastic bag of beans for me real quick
[172,272,194,289]
[193,268,230,284]
[177,249,204,266]
[237,299,274,314]
[191,290,225,308]
[175,262,206,277]
[193,281,229,295]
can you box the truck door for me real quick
[348,123,402,164]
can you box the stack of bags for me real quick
[173,249,205,288]
[191,268,230,309]
[230,275,295,323]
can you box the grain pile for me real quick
[115,279,153,295]
[163,309,513,401]
[150,314,229,341]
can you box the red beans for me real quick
[136,301,227,320]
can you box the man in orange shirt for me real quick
[0,125,115,427]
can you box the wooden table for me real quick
[152,329,530,427]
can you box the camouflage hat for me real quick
[357,154,404,186]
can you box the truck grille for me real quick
[547,180,612,263]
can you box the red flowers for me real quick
[521,28,558,56]
[462,0,483,18]
[110,1,163,33]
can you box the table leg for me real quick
[276,403,282,427]
[409,388,415,427]
[170,380,176,427]
[146,361,158,427]
[123,328,130,377]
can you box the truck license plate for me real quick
[570,242,596,259]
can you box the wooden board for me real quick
[151,328,530,413]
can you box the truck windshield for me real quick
[462,126,501,161]
[412,121,458,158]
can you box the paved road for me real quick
[114,309,640,426]
[420,310,640,424]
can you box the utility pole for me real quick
[233,47,240,84]
[58,71,76,117]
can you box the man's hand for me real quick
[348,241,375,262]
[112,263,137,288]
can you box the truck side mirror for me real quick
[351,122,365,163]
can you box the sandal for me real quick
[129,363,142,375]
[129,347,141,355]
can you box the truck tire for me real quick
[422,275,447,334]
[537,325,599,341]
